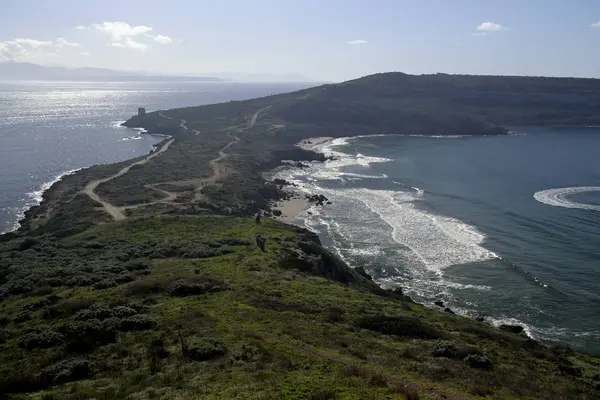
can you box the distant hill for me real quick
[127,72,600,139]
[0,62,223,82]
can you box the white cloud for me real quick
[476,22,505,32]
[591,21,600,28]
[75,25,86,30]
[348,39,368,45]
[152,34,172,44]
[13,38,53,49]
[83,21,172,51]
[56,37,81,48]
[79,51,91,57]
[0,37,85,62]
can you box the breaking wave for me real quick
[534,186,600,211]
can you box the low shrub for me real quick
[19,330,65,350]
[455,346,483,359]
[0,370,45,395]
[41,358,92,384]
[12,311,31,323]
[119,314,155,332]
[148,338,169,359]
[231,343,267,363]
[74,306,113,321]
[123,279,167,296]
[94,278,117,290]
[124,259,150,271]
[186,338,227,361]
[167,278,226,297]
[432,341,457,358]
[464,354,493,370]
[41,298,95,319]
[309,388,338,400]
[326,307,345,322]
[24,298,54,311]
[355,315,442,340]
[0,315,8,326]
[59,319,117,352]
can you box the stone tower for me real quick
[138,107,146,116]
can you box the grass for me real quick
[1,215,598,399]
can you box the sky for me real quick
[1,0,600,81]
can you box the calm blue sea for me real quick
[0,80,314,233]
[276,129,600,353]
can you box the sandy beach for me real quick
[270,136,333,222]
[273,195,308,222]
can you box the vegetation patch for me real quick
[355,315,443,340]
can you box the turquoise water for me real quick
[277,128,600,353]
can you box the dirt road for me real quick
[82,139,174,220]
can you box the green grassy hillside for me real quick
[1,216,599,399]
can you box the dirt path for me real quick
[149,106,270,204]
[86,106,271,219]
[82,139,174,220]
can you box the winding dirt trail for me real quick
[84,106,270,220]
[83,139,174,220]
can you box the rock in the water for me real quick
[500,324,524,334]
[476,316,485,322]
[444,308,455,314]
[434,301,444,307]
[306,194,329,206]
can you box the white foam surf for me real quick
[121,136,143,141]
[28,169,81,204]
[1,168,82,235]
[533,186,600,211]
[343,188,498,270]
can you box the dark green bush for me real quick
[309,388,338,400]
[41,298,95,319]
[167,278,225,297]
[0,370,45,394]
[19,330,65,350]
[0,315,8,326]
[231,343,267,363]
[124,259,150,271]
[186,338,227,361]
[464,354,493,370]
[12,311,31,323]
[94,278,117,290]
[326,307,345,322]
[432,341,457,358]
[60,319,117,352]
[111,306,138,318]
[24,298,54,311]
[119,314,155,331]
[74,306,113,321]
[355,315,442,339]
[41,358,92,384]
[148,338,169,359]
[123,279,167,296]
[115,272,136,283]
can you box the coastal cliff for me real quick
[2,73,600,398]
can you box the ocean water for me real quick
[276,128,600,353]
[0,80,314,233]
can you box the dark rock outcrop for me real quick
[500,324,524,334]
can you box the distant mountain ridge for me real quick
[0,62,223,82]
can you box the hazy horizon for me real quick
[2,0,600,82]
